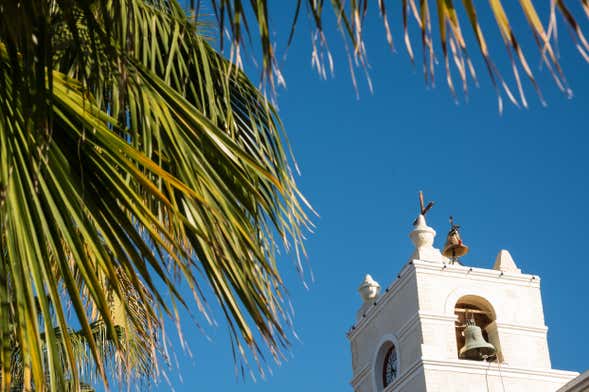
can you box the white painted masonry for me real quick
[348,214,585,391]
[558,370,589,392]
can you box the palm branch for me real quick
[205,0,589,108]
[8,272,158,390]
[0,0,310,390]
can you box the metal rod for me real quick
[454,308,491,315]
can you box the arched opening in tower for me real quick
[454,296,503,362]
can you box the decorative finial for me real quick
[493,250,521,273]
[358,274,381,303]
[442,216,469,263]
[409,191,446,263]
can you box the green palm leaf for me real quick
[0,1,310,390]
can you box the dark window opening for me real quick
[382,344,398,388]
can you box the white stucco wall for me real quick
[414,260,551,369]
[348,260,579,392]
[349,262,423,391]
[423,360,577,392]
[558,370,589,392]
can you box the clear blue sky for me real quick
[157,3,589,390]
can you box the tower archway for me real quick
[454,295,503,362]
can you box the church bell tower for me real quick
[347,195,579,392]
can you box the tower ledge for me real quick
[348,260,540,341]
[351,358,579,392]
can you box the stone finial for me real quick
[411,214,435,248]
[409,215,446,263]
[493,250,521,274]
[358,274,381,303]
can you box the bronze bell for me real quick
[442,217,469,259]
[459,319,496,360]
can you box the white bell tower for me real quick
[347,209,579,392]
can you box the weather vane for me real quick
[413,191,434,225]
[442,216,469,263]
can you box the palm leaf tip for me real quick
[209,0,588,106]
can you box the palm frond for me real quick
[8,273,159,390]
[0,0,311,390]
[206,0,589,107]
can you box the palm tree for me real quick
[0,0,587,391]
[0,1,310,390]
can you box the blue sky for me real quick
[157,3,589,391]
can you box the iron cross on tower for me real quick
[413,191,434,225]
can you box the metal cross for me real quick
[413,191,435,225]
[419,191,434,216]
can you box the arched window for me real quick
[382,344,398,388]
[373,337,400,391]
[454,295,503,362]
